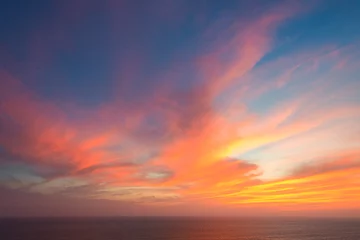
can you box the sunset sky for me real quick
[1,0,360,217]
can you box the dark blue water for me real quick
[1,217,359,240]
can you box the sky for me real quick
[0,0,360,217]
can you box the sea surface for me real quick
[1,217,359,240]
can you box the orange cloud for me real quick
[1,0,360,218]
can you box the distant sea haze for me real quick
[1,217,360,240]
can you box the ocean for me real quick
[1,217,359,240]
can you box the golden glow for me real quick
[0,0,360,217]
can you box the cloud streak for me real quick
[1,0,360,216]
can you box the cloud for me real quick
[214,151,360,212]
[1,0,360,217]
[0,186,144,217]
[291,150,360,178]
[75,162,137,175]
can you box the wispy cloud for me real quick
[1,0,360,216]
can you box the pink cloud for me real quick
[1,0,360,217]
